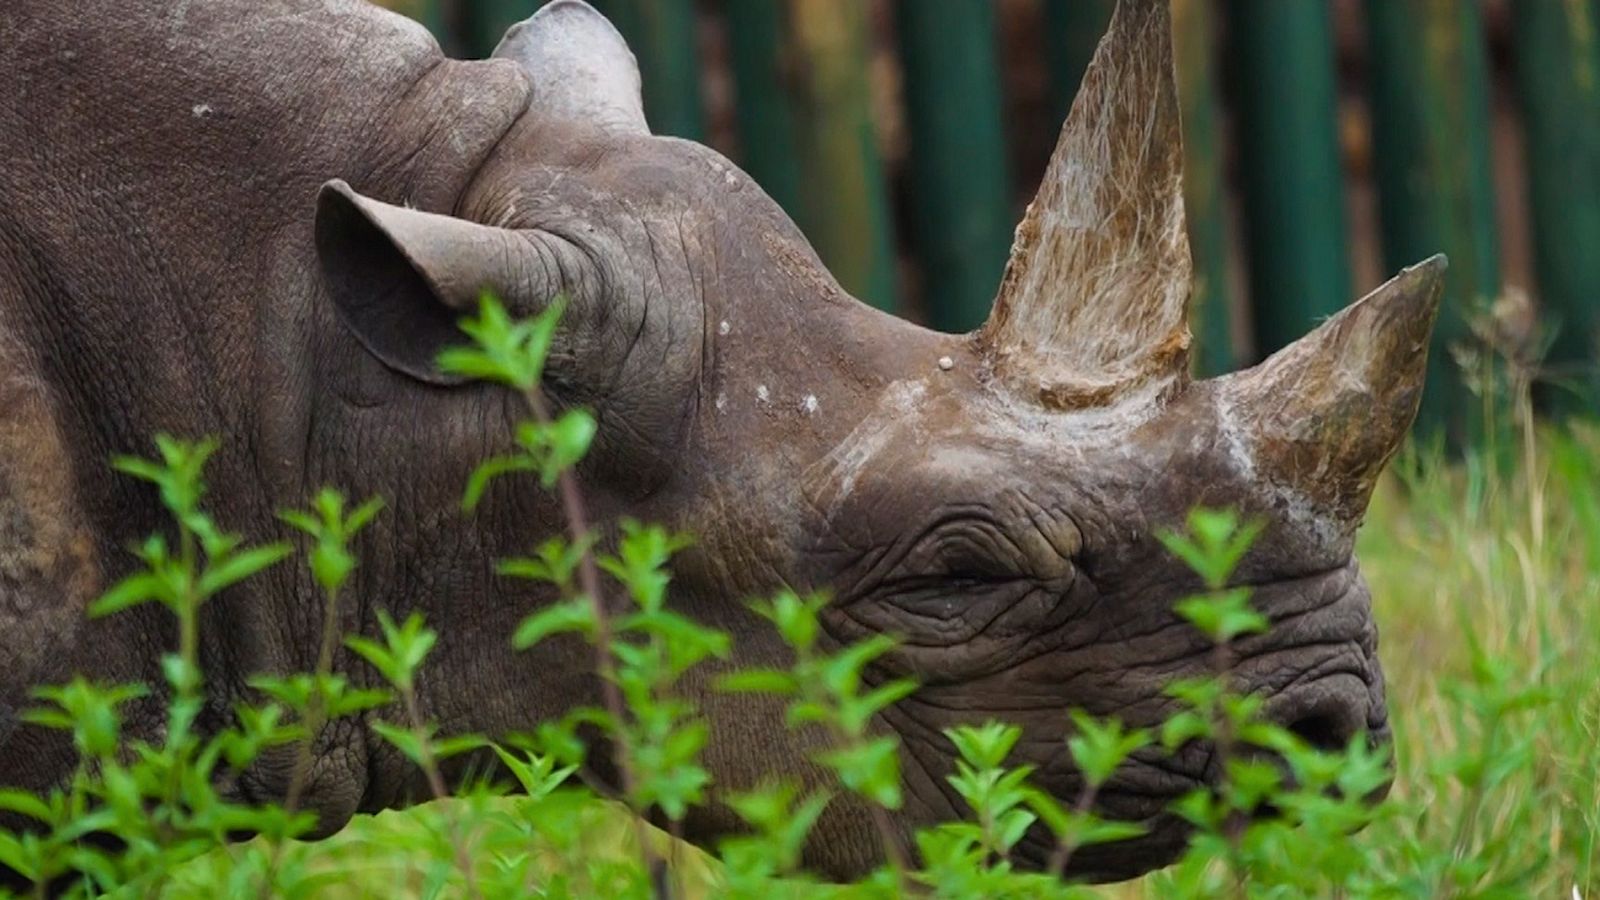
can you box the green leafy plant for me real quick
[4,297,1598,900]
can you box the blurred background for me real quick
[377,0,1599,445]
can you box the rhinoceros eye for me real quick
[880,574,1034,621]
[866,519,1065,624]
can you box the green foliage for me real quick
[279,488,384,596]
[5,298,1598,899]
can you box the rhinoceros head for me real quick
[312,0,1438,881]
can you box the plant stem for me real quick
[816,705,909,882]
[521,388,658,891]
[1046,783,1101,878]
[283,585,343,813]
[402,687,482,900]
[256,585,344,898]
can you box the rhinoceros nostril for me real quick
[1264,666,1375,753]
[1287,712,1352,752]
[1277,676,1371,752]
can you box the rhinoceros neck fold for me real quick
[0,0,534,719]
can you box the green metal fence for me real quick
[393,0,1600,436]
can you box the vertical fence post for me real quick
[392,0,457,53]
[1173,0,1237,376]
[1044,0,1113,117]
[1365,0,1501,443]
[757,0,898,312]
[1226,0,1351,359]
[725,2,804,217]
[894,0,1012,332]
[591,0,705,139]
[1510,0,1600,413]
[456,0,543,57]
[726,1,899,311]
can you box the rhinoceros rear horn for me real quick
[315,180,537,385]
[493,0,649,135]
[983,0,1191,411]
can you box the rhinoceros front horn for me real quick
[1219,255,1447,530]
[982,0,1191,411]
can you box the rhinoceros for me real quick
[0,0,1440,882]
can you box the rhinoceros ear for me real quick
[314,180,533,386]
[492,0,649,135]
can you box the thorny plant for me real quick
[0,297,1573,899]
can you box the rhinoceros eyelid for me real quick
[877,577,1038,625]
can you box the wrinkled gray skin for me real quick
[0,0,1436,883]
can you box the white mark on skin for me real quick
[937,356,954,371]
[1212,392,1257,482]
[801,394,819,415]
[718,320,731,336]
[169,0,194,41]
[492,195,522,229]
[724,170,739,188]
[192,104,212,119]
[803,380,927,509]
[756,384,770,404]
[715,392,727,413]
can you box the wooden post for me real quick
[1510,0,1600,413]
[895,0,1012,332]
[1044,0,1113,117]
[787,0,899,311]
[1365,0,1501,442]
[455,0,542,57]
[1226,0,1352,358]
[591,0,705,139]
[724,1,804,217]
[382,0,458,52]
[1173,0,1238,376]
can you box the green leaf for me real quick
[1174,587,1267,644]
[89,571,166,618]
[1160,710,1212,752]
[492,745,578,799]
[0,790,52,823]
[199,542,293,596]
[538,410,597,486]
[433,733,490,759]
[370,721,428,766]
[0,832,37,882]
[344,635,399,688]
[749,590,827,651]
[1076,819,1148,847]
[435,346,511,384]
[716,668,798,696]
[819,634,899,701]
[816,736,903,810]
[945,721,1024,771]
[840,679,918,733]
[496,533,597,588]
[997,808,1038,851]
[110,454,168,485]
[437,293,568,391]
[1066,710,1150,788]
[346,495,387,534]
[461,454,538,512]
[512,599,597,649]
